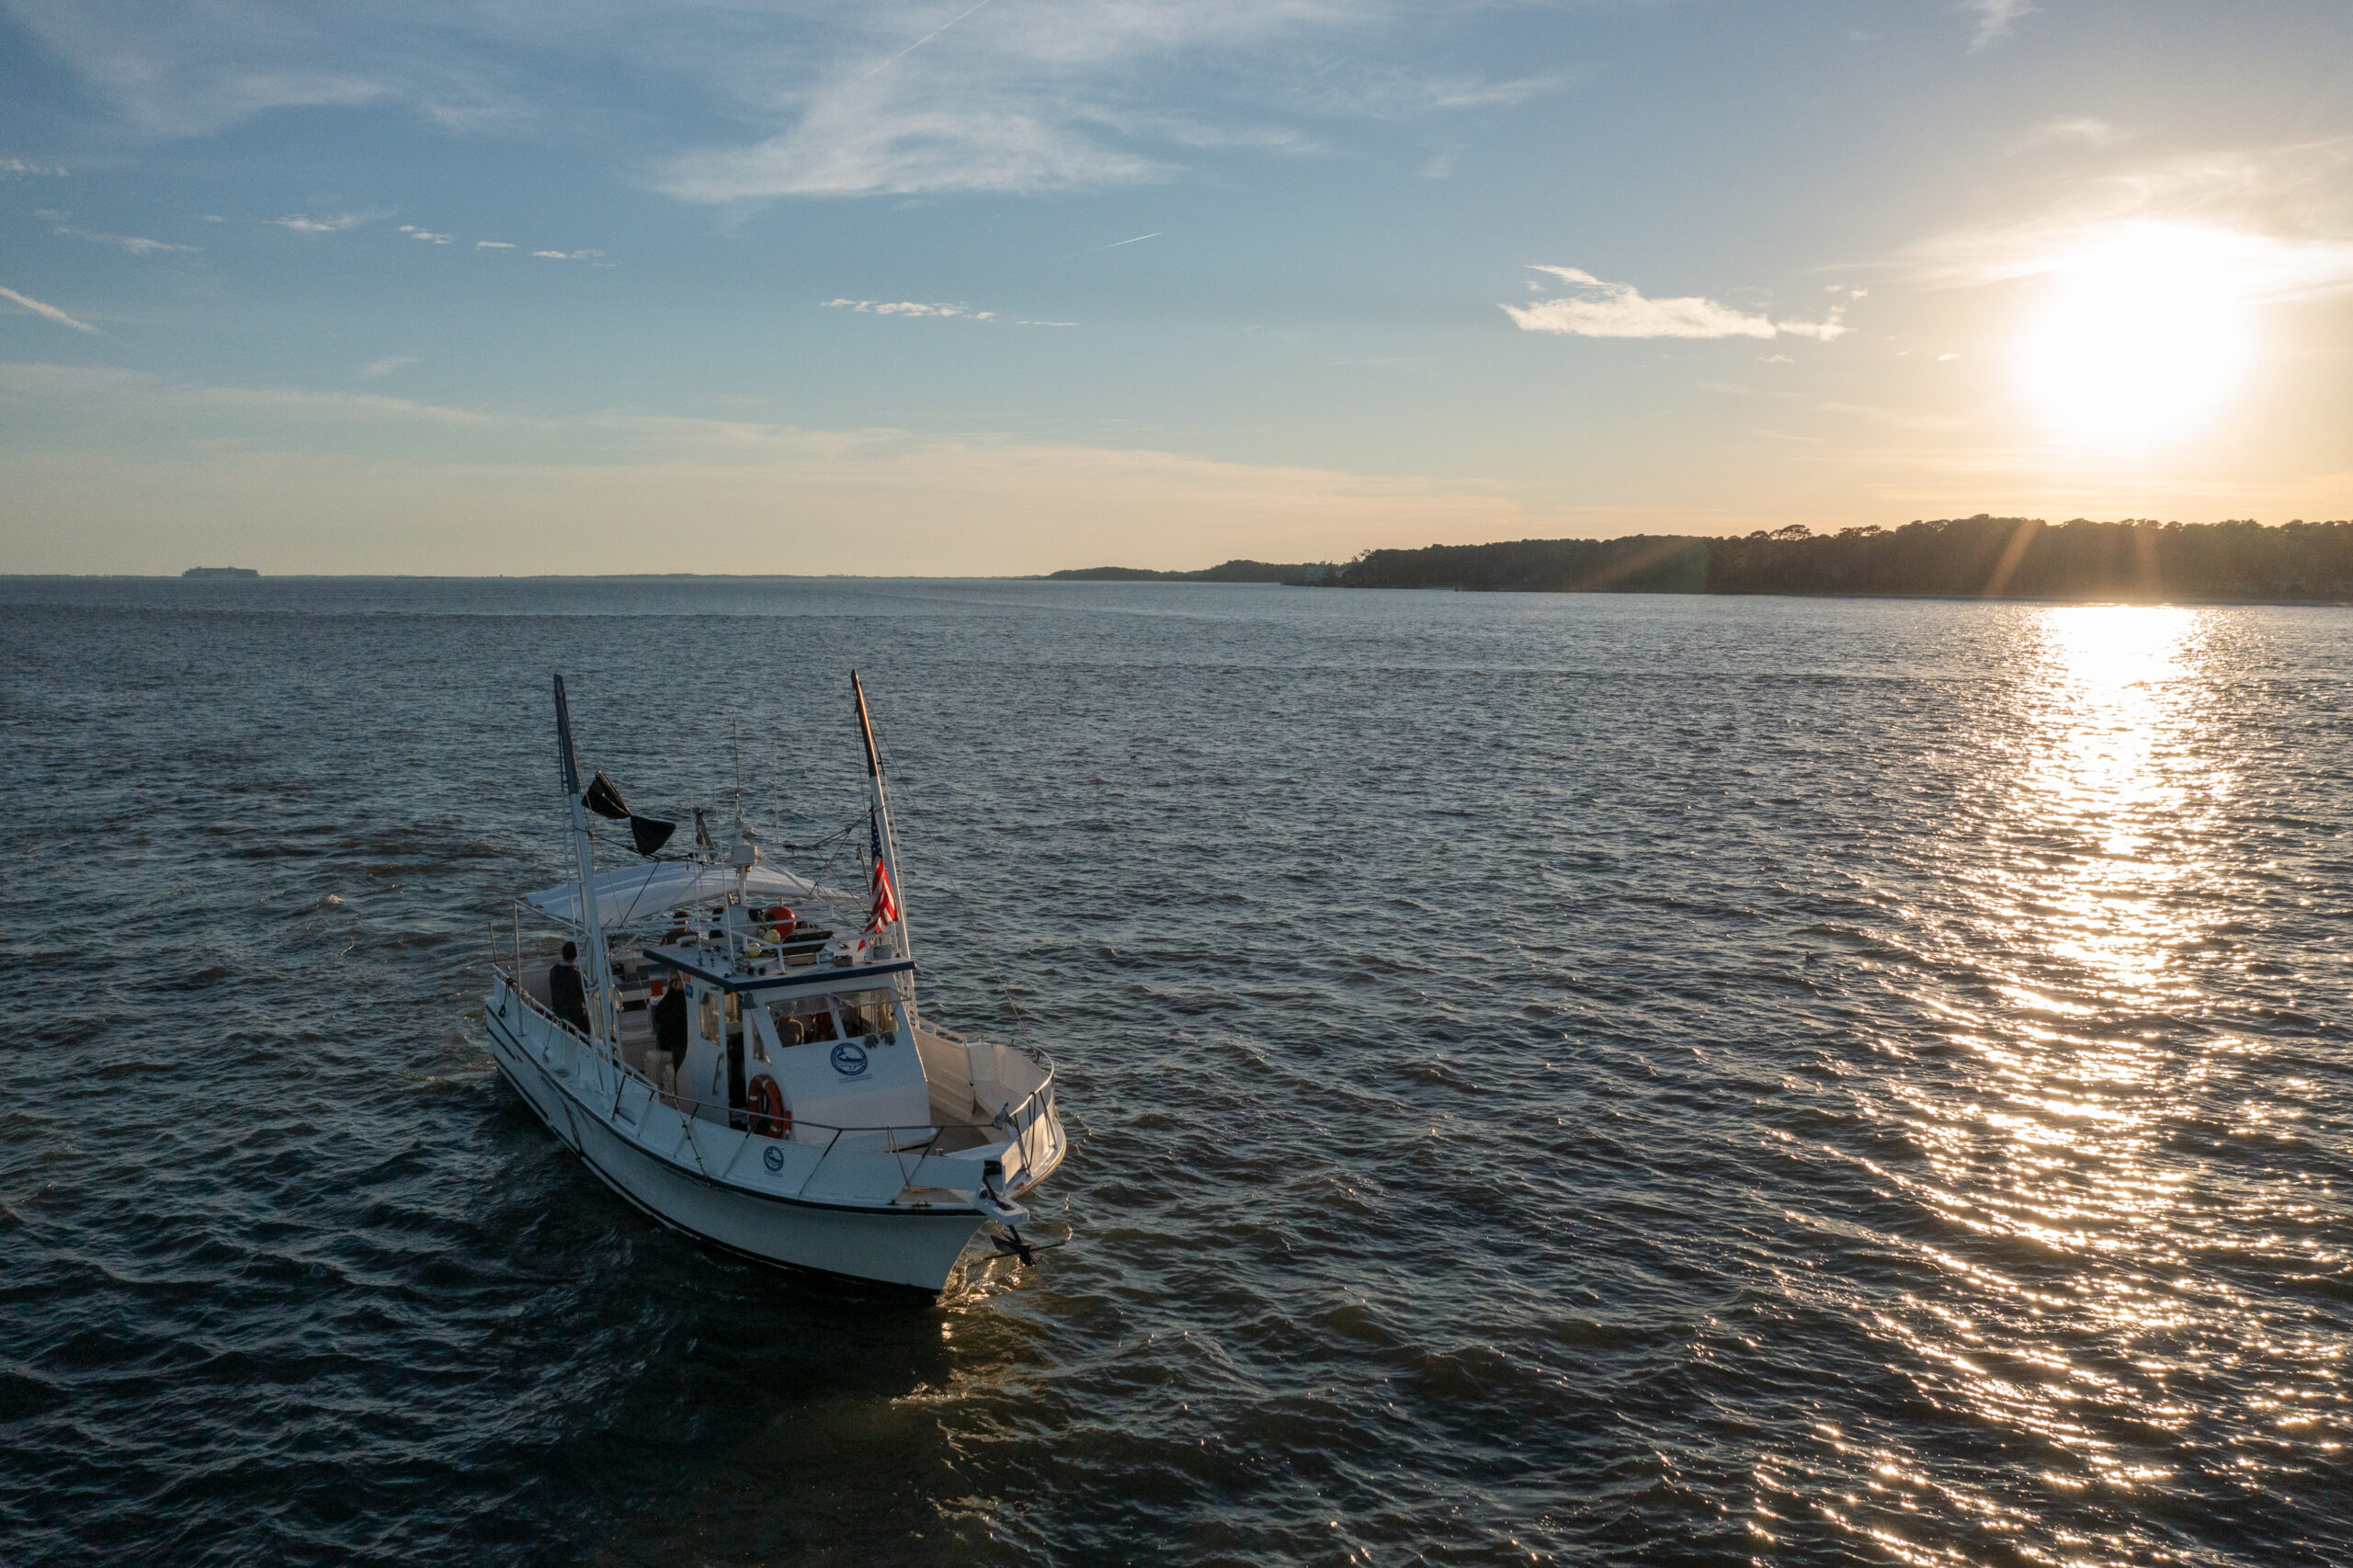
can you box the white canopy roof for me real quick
[525,860,852,929]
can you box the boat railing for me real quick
[744,1064,1060,1203]
[485,959,1059,1198]
[486,955,591,1046]
[497,896,896,974]
[691,918,901,971]
[719,1059,1059,1143]
[656,1062,1059,1203]
[924,1020,1057,1084]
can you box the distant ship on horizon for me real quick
[181,566,259,579]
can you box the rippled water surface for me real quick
[3,577,2348,1567]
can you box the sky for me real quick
[1,0,2349,575]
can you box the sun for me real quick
[2017,222,2256,443]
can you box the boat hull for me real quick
[482,1003,991,1294]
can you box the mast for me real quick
[852,671,916,1026]
[551,675,614,1051]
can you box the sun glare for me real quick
[2017,222,2256,444]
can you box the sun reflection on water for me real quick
[1960,606,2222,1287]
[2011,605,2218,997]
[1936,607,2228,1437]
[1779,604,2348,1564]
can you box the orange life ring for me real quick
[745,1074,790,1140]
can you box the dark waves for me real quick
[0,578,2347,1566]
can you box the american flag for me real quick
[866,809,901,932]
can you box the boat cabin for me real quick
[513,858,1019,1156]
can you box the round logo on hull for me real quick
[830,1041,870,1078]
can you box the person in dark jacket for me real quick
[549,940,592,1035]
[652,969,690,1072]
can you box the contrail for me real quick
[0,285,96,332]
[1094,232,1163,250]
[858,0,993,82]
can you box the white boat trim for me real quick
[484,1017,1014,1289]
[485,981,1064,1218]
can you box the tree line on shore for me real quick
[1043,560,1317,584]
[1052,517,2353,599]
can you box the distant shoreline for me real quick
[3,573,2345,608]
[10,515,2353,602]
[1057,516,2353,603]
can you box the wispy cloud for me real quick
[475,240,514,248]
[1426,71,1577,111]
[50,222,198,254]
[0,3,446,136]
[645,3,1322,200]
[1917,214,2353,306]
[645,4,1563,201]
[659,98,1167,200]
[267,210,389,234]
[824,298,995,319]
[1775,313,1850,342]
[398,224,453,244]
[1904,139,2353,301]
[2018,116,2128,152]
[360,355,419,376]
[1502,267,1849,341]
[530,248,606,260]
[1,155,66,176]
[0,286,97,332]
[1968,0,2033,50]
[5,2,1570,203]
[1018,319,1079,326]
[1094,232,1161,250]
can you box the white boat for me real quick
[480,673,1067,1295]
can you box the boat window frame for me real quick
[767,994,840,1047]
[835,987,899,1039]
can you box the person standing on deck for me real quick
[652,968,689,1076]
[549,940,591,1035]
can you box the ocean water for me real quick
[1,576,2347,1568]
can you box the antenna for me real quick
[730,719,747,839]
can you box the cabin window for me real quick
[836,988,898,1039]
[774,995,837,1045]
[699,991,720,1043]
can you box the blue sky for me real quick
[3,0,2349,574]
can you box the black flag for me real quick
[583,770,631,820]
[584,768,676,858]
